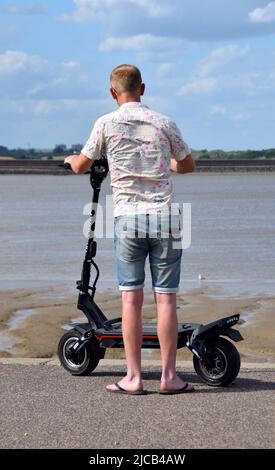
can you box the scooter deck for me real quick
[92,322,201,349]
[95,322,200,337]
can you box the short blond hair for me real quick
[110,64,142,94]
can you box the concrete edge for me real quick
[0,357,275,369]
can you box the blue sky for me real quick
[0,0,275,150]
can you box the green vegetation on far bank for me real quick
[191,148,275,160]
[1,144,275,160]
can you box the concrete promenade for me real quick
[1,159,275,174]
[0,358,274,449]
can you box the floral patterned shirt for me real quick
[81,102,190,217]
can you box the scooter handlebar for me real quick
[58,163,72,170]
[58,157,108,179]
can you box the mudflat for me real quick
[0,285,274,363]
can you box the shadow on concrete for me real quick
[91,369,275,393]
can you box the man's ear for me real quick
[140,83,145,96]
[110,87,117,100]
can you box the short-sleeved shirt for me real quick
[81,102,190,217]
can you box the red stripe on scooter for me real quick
[95,335,122,341]
[95,334,161,341]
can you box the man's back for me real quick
[82,102,190,216]
[65,64,195,395]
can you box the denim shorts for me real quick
[114,213,182,293]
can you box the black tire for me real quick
[58,329,100,376]
[193,337,241,386]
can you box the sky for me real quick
[0,0,275,151]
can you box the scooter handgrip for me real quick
[58,163,72,170]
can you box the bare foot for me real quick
[106,376,143,393]
[160,374,194,392]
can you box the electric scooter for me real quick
[58,156,243,386]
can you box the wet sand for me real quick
[0,286,274,363]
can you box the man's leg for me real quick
[106,289,144,392]
[155,292,194,391]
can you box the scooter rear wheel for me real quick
[193,337,241,386]
[58,329,100,375]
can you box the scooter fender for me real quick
[72,323,94,336]
[221,328,243,342]
[188,315,243,358]
[191,315,241,342]
[70,323,106,358]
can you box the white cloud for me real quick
[179,77,218,96]
[61,0,167,22]
[231,111,250,122]
[62,61,80,68]
[60,0,106,22]
[60,0,275,41]
[99,34,165,52]
[199,44,249,76]
[0,97,110,119]
[25,73,96,100]
[0,50,97,102]
[269,72,275,83]
[209,105,251,122]
[178,45,251,98]
[0,97,114,147]
[1,4,47,15]
[34,99,81,116]
[0,50,46,77]
[210,105,226,116]
[156,63,174,78]
[249,2,275,23]
[0,25,21,41]
[132,0,169,17]
[34,100,59,116]
[26,84,44,96]
[99,34,185,59]
[143,95,171,113]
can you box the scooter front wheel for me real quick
[193,337,241,386]
[58,329,100,375]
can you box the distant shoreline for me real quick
[0,159,275,174]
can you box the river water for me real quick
[0,173,275,297]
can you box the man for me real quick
[65,64,195,395]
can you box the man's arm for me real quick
[170,154,196,174]
[165,120,195,174]
[64,153,94,174]
[64,117,105,174]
